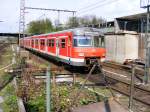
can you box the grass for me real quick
[27,59,49,68]
[23,81,112,112]
[0,46,13,88]
[0,46,13,73]
[0,44,19,112]
[22,53,113,112]
[0,45,18,89]
[0,83,18,112]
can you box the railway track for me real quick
[77,74,149,107]
[102,71,150,105]
[103,62,144,84]
[103,61,144,76]
[75,64,150,107]
[109,81,150,106]
[22,49,150,107]
[0,43,10,52]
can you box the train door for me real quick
[67,36,71,57]
[31,39,34,48]
[40,39,45,51]
[56,38,59,57]
[67,35,72,64]
[45,38,48,52]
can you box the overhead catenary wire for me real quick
[77,0,108,12]
[78,0,121,14]
[77,0,122,16]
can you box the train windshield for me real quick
[74,36,92,47]
[73,36,105,47]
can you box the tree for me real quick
[79,15,106,27]
[66,15,106,28]
[27,18,54,35]
[66,17,80,28]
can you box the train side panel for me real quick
[20,28,106,67]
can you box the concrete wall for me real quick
[105,33,139,63]
[139,33,146,60]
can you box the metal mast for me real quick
[25,7,76,28]
[141,0,150,84]
[19,0,25,45]
[18,1,76,44]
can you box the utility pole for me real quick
[141,0,150,84]
[129,65,135,112]
[25,7,76,28]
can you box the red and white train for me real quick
[20,27,106,67]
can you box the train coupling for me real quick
[85,57,100,65]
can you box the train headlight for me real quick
[78,53,84,57]
[102,53,106,57]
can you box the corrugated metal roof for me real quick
[116,12,147,20]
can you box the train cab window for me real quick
[73,36,92,47]
[47,39,54,47]
[40,39,45,46]
[61,39,66,48]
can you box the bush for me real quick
[0,84,18,112]
[26,95,46,112]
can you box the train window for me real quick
[47,39,50,46]
[52,39,54,47]
[47,39,54,47]
[93,37,100,47]
[35,39,38,46]
[98,37,105,47]
[74,39,77,47]
[61,39,66,48]
[93,36,105,47]
[73,36,92,47]
[101,37,105,47]
[32,40,34,46]
[40,39,45,46]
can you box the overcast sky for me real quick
[0,0,146,33]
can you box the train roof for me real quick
[27,27,104,38]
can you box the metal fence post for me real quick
[144,6,150,84]
[46,65,51,112]
[129,64,135,112]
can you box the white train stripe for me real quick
[29,47,85,63]
[70,58,84,62]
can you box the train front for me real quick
[71,28,106,67]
